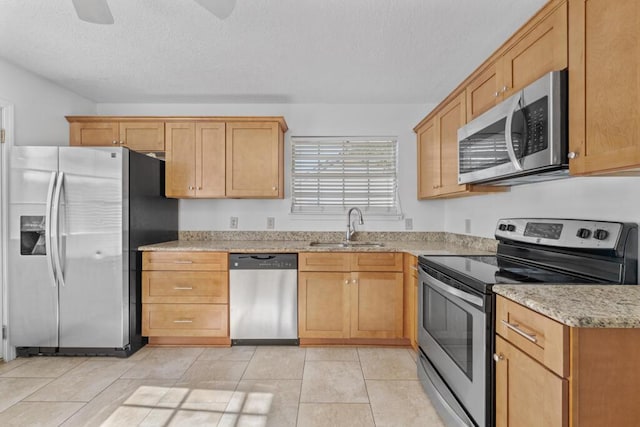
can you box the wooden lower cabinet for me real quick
[495,296,640,426]
[298,252,405,344]
[403,254,418,350]
[142,251,230,345]
[495,336,568,427]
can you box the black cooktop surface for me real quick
[418,255,600,294]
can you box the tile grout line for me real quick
[357,347,378,427]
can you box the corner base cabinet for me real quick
[141,251,230,346]
[495,295,640,427]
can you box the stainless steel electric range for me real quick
[417,218,638,427]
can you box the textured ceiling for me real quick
[0,0,547,104]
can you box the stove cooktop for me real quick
[418,255,601,295]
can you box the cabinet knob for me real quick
[493,353,504,362]
[494,91,500,97]
[272,186,277,191]
[188,186,194,190]
[344,280,349,285]
[352,279,357,284]
[501,85,509,93]
[568,151,578,160]
[112,140,118,145]
[197,186,202,190]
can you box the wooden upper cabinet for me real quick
[118,122,165,152]
[466,61,500,121]
[416,118,440,198]
[465,2,568,121]
[225,122,284,198]
[68,118,164,152]
[69,121,119,147]
[438,92,467,194]
[568,0,640,175]
[196,122,226,197]
[165,122,197,198]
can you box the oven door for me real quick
[418,265,488,427]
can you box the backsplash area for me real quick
[179,231,498,252]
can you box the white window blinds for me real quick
[291,137,401,216]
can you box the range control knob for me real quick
[498,224,507,231]
[576,228,591,239]
[506,224,516,232]
[594,229,609,240]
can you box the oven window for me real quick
[424,286,473,380]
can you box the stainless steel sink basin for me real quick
[308,241,384,248]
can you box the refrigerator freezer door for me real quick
[8,147,59,347]
[57,147,128,348]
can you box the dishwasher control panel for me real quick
[229,253,298,270]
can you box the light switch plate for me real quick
[405,218,413,230]
[267,217,275,229]
[230,216,238,229]
[465,219,471,234]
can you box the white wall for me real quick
[444,176,640,238]
[98,102,444,232]
[0,57,96,145]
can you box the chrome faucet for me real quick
[346,207,364,242]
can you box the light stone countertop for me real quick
[138,239,494,257]
[493,284,640,328]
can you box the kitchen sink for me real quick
[308,241,384,248]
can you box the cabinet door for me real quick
[119,122,165,152]
[403,254,418,350]
[466,61,500,121]
[495,336,568,427]
[298,272,350,339]
[501,2,567,98]
[196,122,226,197]
[416,118,440,199]
[165,122,196,198]
[568,0,640,175]
[350,272,403,339]
[438,92,468,194]
[226,122,283,198]
[69,122,119,146]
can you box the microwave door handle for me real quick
[505,92,524,171]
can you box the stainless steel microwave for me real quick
[457,70,568,186]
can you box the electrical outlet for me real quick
[405,218,413,231]
[465,219,471,234]
[267,217,275,230]
[230,216,238,229]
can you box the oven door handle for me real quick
[424,270,484,308]
[505,92,524,171]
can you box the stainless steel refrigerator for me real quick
[8,146,178,357]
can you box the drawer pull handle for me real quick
[173,319,193,323]
[501,320,537,343]
[410,266,418,271]
[173,260,193,264]
[173,287,193,290]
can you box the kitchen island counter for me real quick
[493,284,640,328]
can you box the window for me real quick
[291,137,401,216]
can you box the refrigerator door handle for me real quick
[52,171,66,287]
[45,171,58,287]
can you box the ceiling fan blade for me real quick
[193,0,237,19]
[72,0,114,24]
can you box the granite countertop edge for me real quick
[137,239,492,257]
[493,284,640,328]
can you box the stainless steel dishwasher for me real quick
[229,253,298,345]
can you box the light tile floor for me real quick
[0,346,445,427]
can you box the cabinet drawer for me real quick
[299,252,351,272]
[142,271,228,304]
[352,252,403,272]
[142,304,228,337]
[496,296,568,377]
[143,251,228,271]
